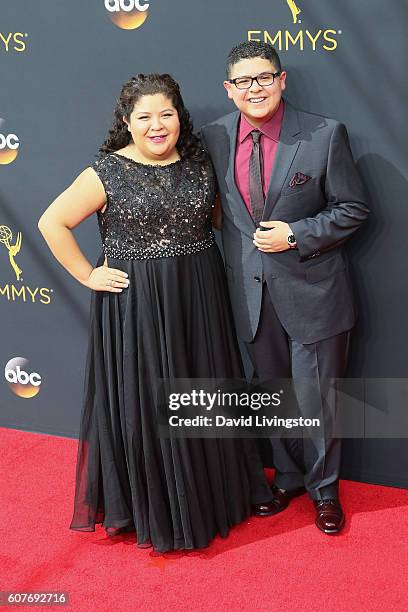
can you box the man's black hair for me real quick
[226,41,282,78]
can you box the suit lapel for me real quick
[222,103,302,229]
[262,101,301,220]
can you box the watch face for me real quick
[288,234,296,245]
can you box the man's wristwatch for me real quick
[287,228,297,249]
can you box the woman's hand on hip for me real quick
[84,260,129,292]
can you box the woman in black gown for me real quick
[38,73,272,552]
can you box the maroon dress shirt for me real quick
[235,100,284,215]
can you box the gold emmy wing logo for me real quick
[0,224,52,305]
[248,0,340,52]
[286,0,301,24]
[104,0,150,30]
[0,118,19,165]
[0,225,22,281]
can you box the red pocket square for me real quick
[289,172,311,187]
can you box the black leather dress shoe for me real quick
[314,499,345,534]
[252,501,278,517]
[266,484,307,515]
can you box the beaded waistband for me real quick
[103,236,216,261]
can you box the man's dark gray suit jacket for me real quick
[201,101,369,344]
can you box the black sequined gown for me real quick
[69,153,271,552]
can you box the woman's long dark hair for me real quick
[99,73,206,162]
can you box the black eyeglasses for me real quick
[227,72,281,90]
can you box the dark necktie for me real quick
[249,130,265,225]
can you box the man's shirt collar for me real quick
[238,99,285,143]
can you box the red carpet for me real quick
[1,427,407,611]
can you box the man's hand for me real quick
[253,221,290,252]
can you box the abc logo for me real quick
[5,357,42,398]
[0,132,19,165]
[104,0,150,30]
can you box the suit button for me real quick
[254,276,261,282]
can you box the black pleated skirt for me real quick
[69,244,269,552]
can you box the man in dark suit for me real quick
[201,41,369,534]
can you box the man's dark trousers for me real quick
[246,282,350,501]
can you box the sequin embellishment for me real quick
[93,154,217,261]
